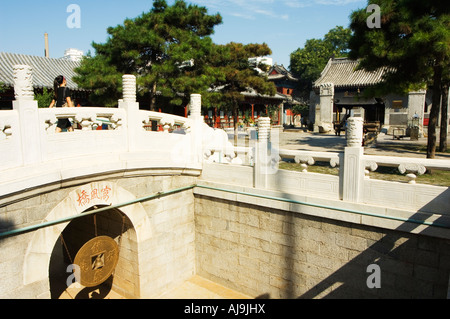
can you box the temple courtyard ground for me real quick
[278,129,450,159]
[58,130,449,299]
[277,130,450,186]
[60,276,251,299]
[226,126,449,158]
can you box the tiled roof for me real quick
[0,52,82,90]
[268,64,298,82]
[241,87,285,100]
[314,58,388,89]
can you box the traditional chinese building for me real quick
[310,57,444,135]
[267,64,304,126]
[204,88,285,129]
[204,62,305,129]
[0,52,89,109]
[0,52,294,129]
[268,64,298,96]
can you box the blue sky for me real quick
[0,0,366,68]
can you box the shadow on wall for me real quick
[0,218,15,236]
[0,217,16,255]
[197,130,450,299]
[418,188,450,216]
[273,174,450,299]
[48,206,133,299]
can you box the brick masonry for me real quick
[0,174,197,299]
[194,194,450,299]
[2,174,450,299]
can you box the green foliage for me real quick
[73,0,222,109]
[0,82,7,95]
[72,0,276,139]
[74,53,122,107]
[348,0,450,95]
[206,42,276,143]
[35,88,54,108]
[348,0,450,158]
[292,103,309,117]
[208,42,276,110]
[290,26,352,99]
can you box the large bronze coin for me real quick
[73,236,119,287]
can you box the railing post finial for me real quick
[123,75,137,103]
[346,117,364,147]
[13,65,34,101]
[257,117,271,141]
[189,94,202,120]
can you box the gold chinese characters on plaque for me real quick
[74,236,119,287]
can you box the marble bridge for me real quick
[1,65,450,299]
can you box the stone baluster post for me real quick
[342,117,364,202]
[188,94,203,167]
[13,65,42,165]
[189,94,202,121]
[407,90,426,137]
[254,117,271,189]
[119,75,139,152]
[123,75,137,103]
[315,83,334,133]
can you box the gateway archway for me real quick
[22,181,152,299]
[49,206,138,299]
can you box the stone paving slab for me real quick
[157,276,252,299]
[59,282,126,299]
[230,128,449,159]
[279,130,449,159]
[59,276,251,299]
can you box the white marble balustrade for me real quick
[1,66,449,217]
[202,117,450,216]
[0,109,21,170]
[140,110,193,133]
[0,70,204,197]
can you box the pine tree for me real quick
[290,26,352,100]
[207,42,276,144]
[348,0,450,158]
[73,0,222,110]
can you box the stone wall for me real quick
[2,171,450,299]
[195,194,450,299]
[0,173,197,299]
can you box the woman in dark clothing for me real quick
[49,75,75,132]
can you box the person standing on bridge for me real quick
[49,75,75,133]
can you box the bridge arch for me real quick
[22,181,151,298]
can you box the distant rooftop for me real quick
[268,64,298,82]
[61,48,84,62]
[314,58,388,89]
[0,52,82,90]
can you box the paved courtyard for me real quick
[37,128,450,300]
[227,126,449,158]
[228,127,450,159]
[158,276,252,299]
[59,276,251,299]
[278,129,450,159]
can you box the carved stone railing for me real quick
[0,69,204,198]
[204,114,449,188]
[202,122,254,165]
[279,149,450,184]
[363,155,450,184]
[39,107,126,133]
[0,110,21,170]
[0,112,15,140]
[202,115,450,215]
[204,145,254,165]
[279,149,341,173]
[1,65,449,215]
[140,111,193,134]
